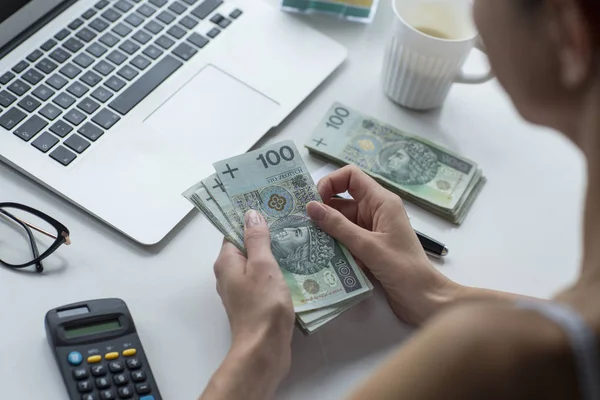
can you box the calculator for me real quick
[45,298,162,400]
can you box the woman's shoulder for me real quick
[426,301,580,399]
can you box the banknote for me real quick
[202,174,245,242]
[213,141,372,313]
[306,102,485,224]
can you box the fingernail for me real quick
[244,210,262,228]
[307,202,327,222]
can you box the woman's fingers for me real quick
[317,165,382,202]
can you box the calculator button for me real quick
[125,358,141,370]
[96,376,111,389]
[135,383,151,394]
[108,361,125,373]
[105,352,119,360]
[91,364,107,376]
[68,351,83,365]
[87,355,102,363]
[139,396,155,400]
[100,389,116,400]
[82,394,98,400]
[77,380,93,392]
[130,370,146,382]
[113,373,129,386]
[73,368,89,380]
[122,348,136,357]
[117,386,133,398]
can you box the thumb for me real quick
[243,210,274,262]
[307,201,371,259]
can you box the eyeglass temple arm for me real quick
[12,215,71,245]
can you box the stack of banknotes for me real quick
[183,141,373,334]
[305,102,486,225]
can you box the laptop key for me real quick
[150,0,168,7]
[60,63,82,79]
[105,76,126,92]
[187,33,209,49]
[77,98,101,114]
[27,50,44,62]
[50,120,73,137]
[179,16,198,29]
[192,0,223,20]
[81,71,102,87]
[107,50,128,65]
[143,45,163,60]
[13,115,47,141]
[76,28,97,43]
[53,92,76,109]
[55,29,71,41]
[93,108,121,129]
[172,42,197,61]
[102,9,123,23]
[167,25,186,39]
[12,60,30,74]
[119,40,140,55]
[64,38,85,53]
[229,9,242,18]
[155,35,175,50]
[130,55,151,70]
[125,13,145,27]
[22,69,45,85]
[8,80,31,96]
[82,9,97,20]
[209,13,223,24]
[68,19,84,30]
[50,146,77,166]
[0,107,26,130]
[118,65,139,81]
[169,2,187,15]
[157,10,175,24]
[49,48,71,64]
[0,91,17,107]
[36,58,59,74]
[116,0,134,12]
[182,0,198,5]
[95,0,110,9]
[90,18,110,33]
[87,42,108,57]
[207,28,220,38]
[41,39,58,51]
[64,134,91,153]
[78,122,104,141]
[109,55,181,115]
[113,23,133,38]
[72,56,93,72]
[47,74,68,90]
[65,109,87,126]
[32,132,59,153]
[0,72,15,85]
[32,85,55,101]
[17,95,41,113]
[100,32,120,48]
[39,103,63,121]
[138,4,157,17]
[132,30,152,45]
[94,60,116,76]
[218,18,231,29]
[91,87,114,103]
[145,20,164,34]
[67,82,89,98]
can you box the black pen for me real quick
[331,195,449,258]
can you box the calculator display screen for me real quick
[64,319,121,339]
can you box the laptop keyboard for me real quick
[0,0,243,166]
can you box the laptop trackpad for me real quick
[144,65,279,162]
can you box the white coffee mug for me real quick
[381,0,493,110]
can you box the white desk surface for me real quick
[0,0,587,398]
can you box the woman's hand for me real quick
[202,210,294,400]
[307,166,459,325]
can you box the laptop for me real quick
[0,0,346,245]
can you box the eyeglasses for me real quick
[0,202,70,273]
